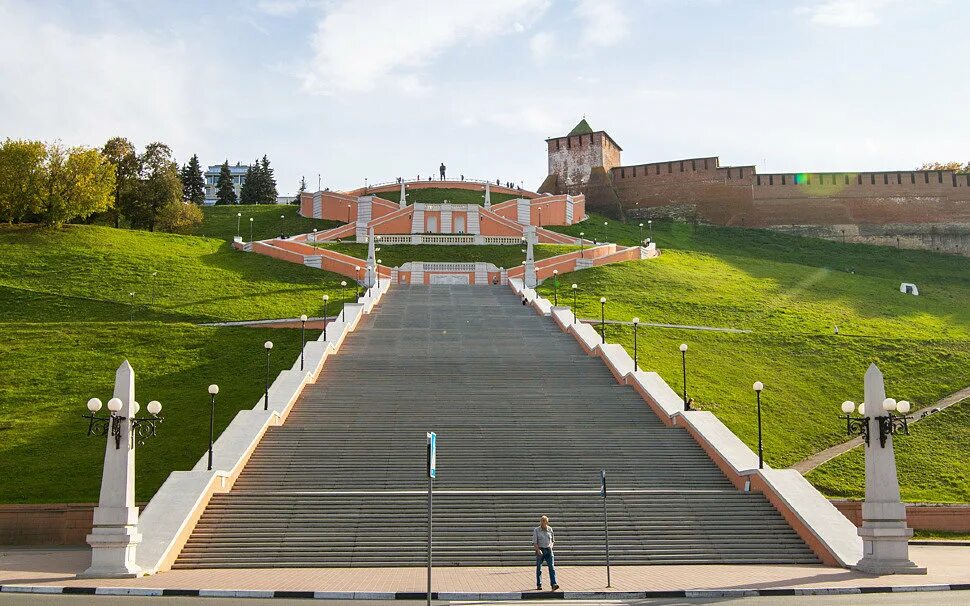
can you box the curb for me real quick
[1,584,969,599]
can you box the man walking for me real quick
[533,515,559,591]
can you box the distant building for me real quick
[204,163,250,205]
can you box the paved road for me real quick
[0,594,967,605]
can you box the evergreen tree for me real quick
[239,162,257,205]
[215,161,236,205]
[296,175,307,204]
[181,154,206,204]
[258,155,277,203]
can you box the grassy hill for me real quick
[314,243,578,268]
[190,204,342,242]
[542,215,970,502]
[0,222,359,503]
[372,187,520,206]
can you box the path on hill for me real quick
[793,385,970,474]
[577,317,751,333]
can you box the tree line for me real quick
[917,161,970,173]
[214,155,279,205]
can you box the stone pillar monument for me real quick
[524,226,537,288]
[81,360,143,578]
[365,227,377,288]
[855,363,926,575]
[399,181,407,208]
[484,183,491,209]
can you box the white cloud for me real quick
[529,32,557,64]
[257,0,314,16]
[795,0,893,28]
[303,0,550,94]
[0,5,204,151]
[575,0,629,47]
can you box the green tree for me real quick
[157,196,203,233]
[37,144,116,227]
[102,137,140,228]
[0,139,46,223]
[133,142,183,232]
[917,161,970,173]
[295,175,307,204]
[215,161,237,205]
[258,155,277,203]
[180,154,206,205]
[239,161,258,205]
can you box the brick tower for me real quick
[538,119,625,219]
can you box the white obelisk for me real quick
[81,360,143,578]
[854,363,926,574]
[524,226,537,288]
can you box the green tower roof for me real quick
[567,119,593,136]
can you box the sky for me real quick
[1,0,968,194]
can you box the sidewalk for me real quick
[1,545,969,597]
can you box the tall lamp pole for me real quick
[552,270,559,306]
[341,281,348,319]
[280,214,286,239]
[236,212,242,238]
[263,341,273,410]
[579,232,585,258]
[355,266,362,297]
[249,217,254,243]
[599,297,607,343]
[299,314,307,371]
[632,317,640,371]
[680,343,689,410]
[753,381,765,469]
[207,384,219,471]
[322,295,329,341]
[638,223,643,243]
[648,219,652,236]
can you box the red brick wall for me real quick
[832,501,970,533]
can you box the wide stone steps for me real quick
[174,285,819,569]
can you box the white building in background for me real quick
[204,163,250,205]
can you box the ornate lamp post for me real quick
[206,384,218,471]
[599,297,607,343]
[80,361,162,578]
[571,283,578,324]
[841,364,924,574]
[263,340,273,410]
[299,314,308,370]
[552,270,559,306]
[753,381,765,469]
[322,294,329,340]
[680,343,690,410]
[631,317,640,371]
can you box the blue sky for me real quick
[1,0,967,194]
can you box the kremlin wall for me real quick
[538,120,970,255]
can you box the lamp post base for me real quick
[854,523,927,575]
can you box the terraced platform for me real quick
[175,285,818,568]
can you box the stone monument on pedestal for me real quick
[854,363,926,575]
[80,360,143,578]
[399,181,407,208]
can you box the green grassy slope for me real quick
[372,187,520,206]
[0,221,353,503]
[190,204,342,242]
[542,215,970,501]
[314,243,578,268]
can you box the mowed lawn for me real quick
[314,243,578,268]
[189,204,342,242]
[372,186,520,206]
[0,222,354,503]
[542,216,970,502]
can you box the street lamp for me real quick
[632,317,640,371]
[599,297,607,343]
[341,280,348,319]
[236,212,242,238]
[603,221,608,242]
[84,396,162,450]
[680,343,689,410]
[279,214,286,239]
[842,398,912,448]
[263,340,273,411]
[322,295,329,340]
[299,314,308,371]
[579,232,585,257]
[571,283,578,324]
[552,270,559,306]
[249,217,254,243]
[376,259,383,288]
[355,266,362,297]
[753,381,764,469]
[347,204,351,223]
[638,223,643,242]
[207,384,219,471]
[648,219,652,236]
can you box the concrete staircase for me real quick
[174,286,818,568]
